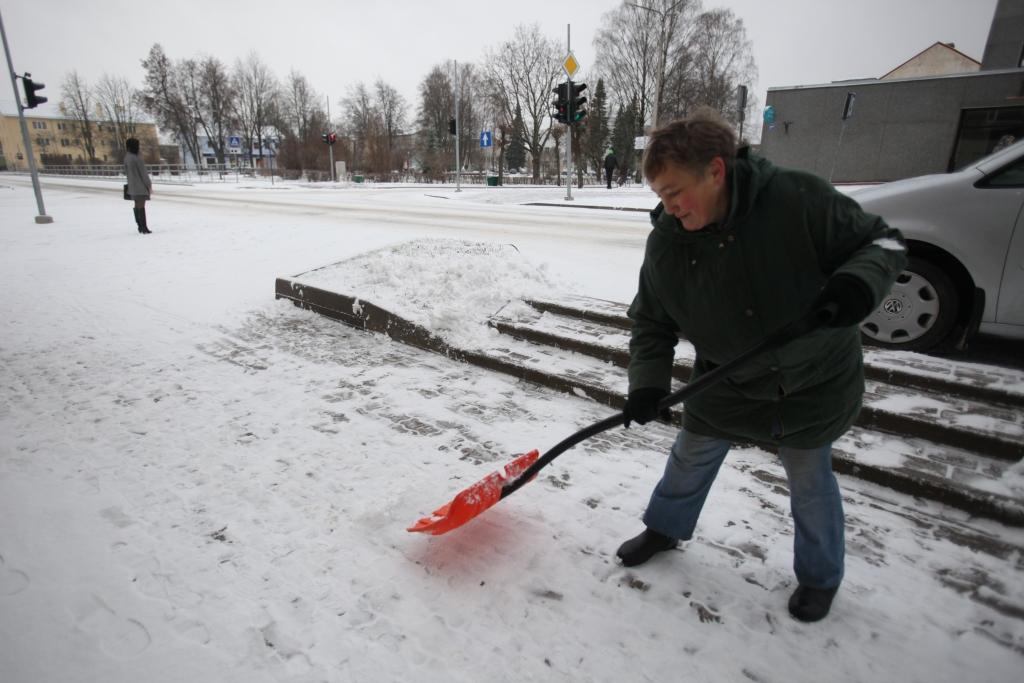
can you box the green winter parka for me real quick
[627,151,907,448]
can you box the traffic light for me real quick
[321,132,329,144]
[327,132,337,145]
[21,75,47,109]
[449,118,457,135]
[552,81,569,124]
[569,82,587,124]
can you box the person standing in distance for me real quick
[618,107,906,622]
[604,148,618,189]
[124,137,153,234]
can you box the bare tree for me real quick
[140,44,201,167]
[374,79,408,172]
[593,0,700,129]
[278,70,329,173]
[550,122,565,185]
[416,66,455,179]
[197,56,235,164]
[343,82,377,172]
[487,24,562,182]
[95,74,142,159]
[454,63,492,173]
[662,8,758,125]
[59,71,98,163]
[482,85,513,181]
[233,52,279,168]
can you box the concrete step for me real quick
[523,295,1024,409]
[494,303,1024,463]
[275,278,1024,526]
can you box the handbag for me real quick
[123,183,130,200]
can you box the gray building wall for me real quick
[982,0,1024,69]
[759,69,1024,183]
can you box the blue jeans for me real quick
[642,429,844,589]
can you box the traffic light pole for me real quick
[0,9,52,223]
[565,25,573,202]
[454,60,461,193]
[327,95,335,182]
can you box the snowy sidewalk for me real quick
[1,182,1022,682]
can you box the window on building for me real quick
[950,106,1024,171]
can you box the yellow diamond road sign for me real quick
[562,53,579,78]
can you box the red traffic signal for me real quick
[327,132,337,145]
[22,75,47,109]
[552,81,570,124]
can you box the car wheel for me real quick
[860,256,959,352]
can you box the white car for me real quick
[851,141,1024,352]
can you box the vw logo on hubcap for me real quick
[882,298,904,315]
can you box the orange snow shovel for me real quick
[408,305,836,535]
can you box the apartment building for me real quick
[0,112,159,170]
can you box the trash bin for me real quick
[354,175,364,183]
[486,176,500,187]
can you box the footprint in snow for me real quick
[0,553,30,596]
[70,594,151,658]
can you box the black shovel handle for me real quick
[499,304,837,500]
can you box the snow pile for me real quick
[296,239,563,348]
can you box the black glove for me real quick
[815,274,875,327]
[623,387,670,428]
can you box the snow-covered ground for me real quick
[1,175,1022,682]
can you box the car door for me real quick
[998,213,1024,325]
[977,155,1024,327]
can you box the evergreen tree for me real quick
[582,78,610,182]
[610,96,639,184]
[506,105,527,172]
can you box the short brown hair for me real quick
[642,107,736,179]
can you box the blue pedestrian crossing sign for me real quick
[480,131,493,148]
[229,135,241,147]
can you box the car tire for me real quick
[860,256,959,352]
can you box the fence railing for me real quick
[15,163,248,184]
[5,163,617,188]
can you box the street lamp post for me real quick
[628,0,687,132]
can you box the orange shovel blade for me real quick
[407,449,540,535]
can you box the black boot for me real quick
[616,528,677,567]
[788,585,839,622]
[133,208,144,234]
[138,206,151,234]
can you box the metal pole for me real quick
[565,24,573,202]
[455,60,461,192]
[0,9,52,223]
[828,120,848,183]
[327,95,335,182]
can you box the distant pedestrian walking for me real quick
[604,149,618,189]
[124,138,153,235]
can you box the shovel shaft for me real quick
[499,305,836,500]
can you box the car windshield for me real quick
[955,138,1024,172]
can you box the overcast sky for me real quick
[0,0,1001,132]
